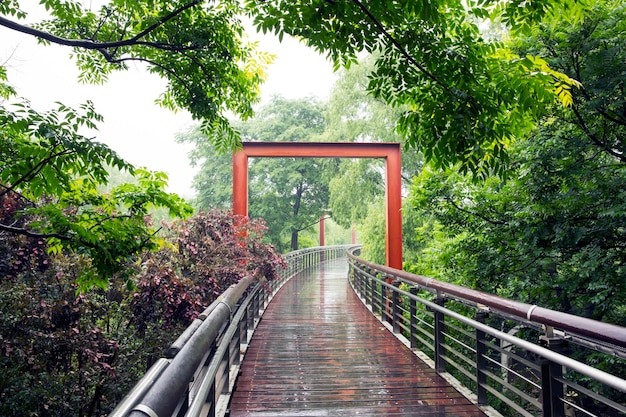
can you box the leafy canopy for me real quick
[0,95,193,289]
[404,0,626,326]
[1,0,273,150]
[2,0,592,177]
[245,0,588,177]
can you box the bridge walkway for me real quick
[227,258,489,417]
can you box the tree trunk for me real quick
[291,181,304,251]
[291,229,299,251]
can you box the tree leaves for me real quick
[2,1,272,149]
[0,98,193,289]
[404,1,626,326]
[245,0,586,178]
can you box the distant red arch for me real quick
[232,142,402,269]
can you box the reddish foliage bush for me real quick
[1,207,284,416]
[129,210,284,332]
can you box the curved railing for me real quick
[347,247,626,417]
[111,245,353,417]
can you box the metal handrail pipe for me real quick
[388,281,626,394]
[109,358,170,417]
[348,251,626,348]
[128,275,256,417]
[198,297,222,320]
[166,319,203,359]
[166,291,236,358]
[184,283,260,417]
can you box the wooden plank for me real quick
[228,259,488,417]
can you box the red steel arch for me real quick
[232,142,402,269]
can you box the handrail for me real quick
[126,275,256,417]
[347,248,626,417]
[348,249,626,350]
[111,245,353,417]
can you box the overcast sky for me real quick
[1,12,337,196]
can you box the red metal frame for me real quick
[233,142,402,269]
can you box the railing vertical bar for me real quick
[475,310,488,405]
[380,280,387,322]
[410,287,419,349]
[369,272,375,312]
[433,296,447,373]
[392,280,401,334]
[540,334,567,417]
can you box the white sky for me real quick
[1,11,336,197]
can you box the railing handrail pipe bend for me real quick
[347,249,626,350]
[127,274,256,417]
[113,245,353,417]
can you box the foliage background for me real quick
[0,204,283,416]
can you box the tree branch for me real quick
[0,147,74,198]
[570,104,626,163]
[348,0,451,92]
[0,221,72,241]
[0,0,203,51]
[444,196,507,226]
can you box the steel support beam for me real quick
[233,142,402,269]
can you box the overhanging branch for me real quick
[0,222,72,241]
[348,0,451,92]
[0,0,203,51]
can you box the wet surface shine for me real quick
[228,259,488,417]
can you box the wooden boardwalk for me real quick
[228,258,489,417]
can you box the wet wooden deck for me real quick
[228,258,489,417]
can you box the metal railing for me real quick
[347,248,626,417]
[111,245,353,417]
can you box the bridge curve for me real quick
[114,246,626,417]
[228,258,488,416]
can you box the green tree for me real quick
[177,127,234,210]
[183,96,332,252]
[240,96,331,251]
[1,1,271,147]
[0,0,274,288]
[0,95,193,289]
[405,1,626,326]
[320,54,426,261]
[323,54,400,229]
[245,0,585,177]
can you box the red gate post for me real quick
[232,149,249,218]
[232,142,402,269]
[385,145,402,269]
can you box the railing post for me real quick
[253,288,261,320]
[391,280,401,333]
[353,266,362,298]
[381,277,388,322]
[409,287,419,349]
[433,295,446,373]
[223,338,231,396]
[475,310,488,405]
[247,295,255,331]
[369,271,376,312]
[539,327,566,417]
[240,305,248,350]
[207,382,216,417]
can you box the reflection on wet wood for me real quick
[228,259,488,417]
